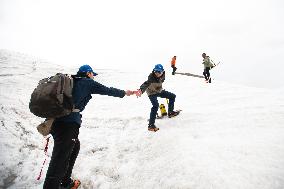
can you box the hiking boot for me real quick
[168,111,180,118]
[148,124,159,132]
[59,179,81,189]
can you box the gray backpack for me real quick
[29,73,74,118]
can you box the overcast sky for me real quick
[1,0,284,88]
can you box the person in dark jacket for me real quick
[43,65,134,189]
[135,64,179,132]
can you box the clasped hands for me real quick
[125,89,142,97]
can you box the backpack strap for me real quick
[72,109,80,112]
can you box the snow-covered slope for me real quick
[0,50,284,189]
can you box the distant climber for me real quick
[171,56,177,75]
[202,53,215,83]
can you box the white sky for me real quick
[1,0,284,88]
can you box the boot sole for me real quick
[71,180,81,189]
[148,128,159,132]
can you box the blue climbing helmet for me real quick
[78,65,98,76]
[153,64,164,72]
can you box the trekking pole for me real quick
[211,59,221,67]
[37,136,51,180]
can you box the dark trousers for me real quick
[203,67,211,83]
[43,122,80,189]
[171,65,177,75]
[148,90,176,125]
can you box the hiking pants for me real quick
[171,65,177,75]
[203,67,211,83]
[43,122,80,189]
[148,90,176,125]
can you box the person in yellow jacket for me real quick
[171,56,177,75]
[202,53,215,83]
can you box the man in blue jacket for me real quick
[43,65,134,189]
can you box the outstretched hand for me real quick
[125,90,135,96]
[124,89,142,97]
[134,89,142,98]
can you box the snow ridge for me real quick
[0,50,284,189]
